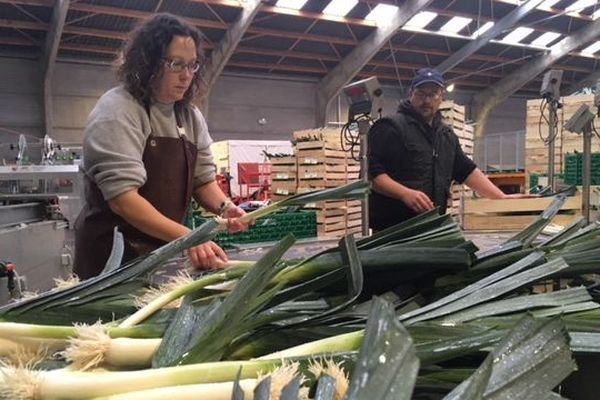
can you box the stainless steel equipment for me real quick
[342,76,383,236]
[0,163,83,302]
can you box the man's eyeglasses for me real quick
[413,90,443,100]
[163,58,201,73]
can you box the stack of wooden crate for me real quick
[439,101,474,223]
[526,94,600,174]
[293,128,363,237]
[269,155,297,202]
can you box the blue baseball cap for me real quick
[411,68,445,89]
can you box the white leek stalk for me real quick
[0,336,66,358]
[2,358,281,400]
[119,263,252,328]
[0,321,154,340]
[90,379,257,400]
[91,363,307,400]
[259,330,364,359]
[61,324,160,371]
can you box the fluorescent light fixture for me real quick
[502,26,534,43]
[538,0,561,8]
[405,11,438,29]
[365,4,399,23]
[531,32,562,47]
[322,0,358,17]
[472,21,494,38]
[276,0,308,10]
[566,0,597,12]
[440,16,472,33]
[581,41,600,54]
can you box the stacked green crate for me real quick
[564,153,600,185]
[191,211,317,249]
[564,153,581,185]
[529,173,539,190]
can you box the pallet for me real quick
[463,214,579,231]
[462,194,581,231]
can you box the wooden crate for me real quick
[271,180,297,196]
[304,199,363,237]
[291,127,363,238]
[440,101,474,223]
[463,194,581,231]
[293,128,343,149]
[269,156,297,194]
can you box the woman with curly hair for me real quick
[74,13,248,279]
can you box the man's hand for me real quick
[222,205,252,233]
[187,241,228,269]
[400,187,435,213]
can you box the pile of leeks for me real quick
[1,186,600,399]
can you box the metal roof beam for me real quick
[473,17,600,137]
[566,70,600,94]
[195,0,261,109]
[314,0,435,126]
[436,0,545,73]
[0,17,594,76]
[41,0,68,137]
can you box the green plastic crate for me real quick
[190,210,317,249]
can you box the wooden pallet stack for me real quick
[440,101,474,223]
[526,94,600,174]
[269,155,297,202]
[293,128,363,237]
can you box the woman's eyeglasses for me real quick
[163,58,201,73]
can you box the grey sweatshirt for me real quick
[82,86,216,200]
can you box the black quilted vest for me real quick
[368,110,457,230]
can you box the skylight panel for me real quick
[405,11,438,29]
[365,4,399,23]
[566,0,597,13]
[322,0,358,17]
[440,16,472,33]
[530,32,562,47]
[472,21,494,38]
[581,41,600,54]
[276,0,308,10]
[538,0,561,8]
[502,27,534,43]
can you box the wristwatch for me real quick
[218,199,235,217]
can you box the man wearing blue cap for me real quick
[368,68,515,231]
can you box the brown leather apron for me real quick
[74,105,197,280]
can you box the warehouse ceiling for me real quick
[0,0,599,96]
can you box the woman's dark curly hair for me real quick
[117,13,204,107]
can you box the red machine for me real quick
[237,163,271,202]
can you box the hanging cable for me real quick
[340,113,375,162]
[538,97,560,145]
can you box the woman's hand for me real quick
[187,241,228,269]
[222,205,253,233]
